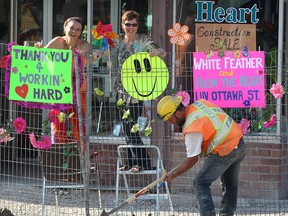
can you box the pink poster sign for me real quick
[193,50,265,108]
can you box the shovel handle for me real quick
[101,165,180,215]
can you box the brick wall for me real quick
[239,142,288,199]
[167,138,288,199]
[90,138,288,199]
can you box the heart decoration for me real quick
[15,84,28,99]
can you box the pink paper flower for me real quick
[175,91,190,107]
[263,114,277,128]
[238,118,250,134]
[29,133,52,149]
[7,42,17,52]
[0,55,8,69]
[0,128,10,143]
[270,83,284,99]
[13,117,26,134]
[47,109,60,126]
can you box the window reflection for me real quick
[0,0,10,43]
[18,1,42,45]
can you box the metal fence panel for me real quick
[1,44,288,215]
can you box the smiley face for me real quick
[121,52,169,101]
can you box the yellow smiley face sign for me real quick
[121,52,169,101]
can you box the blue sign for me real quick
[195,1,259,24]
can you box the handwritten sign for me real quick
[193,51,265,108]
[195,23,256,52]
[9,46,73,104]
[121,52,169,101]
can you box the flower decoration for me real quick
[0,128,10,143]
[263,114,276,128]
[8,42,17,52]
[242,46,250,57]
[238,118,250,135]
[94,87,104,96]
[167,23,190,46]
[47,110,75,142]
[47,109,61,126]
[270,83,284,99]
[144,126,152,136]
[12,67,18,74]
[175,91,190,107]
[234,50,241,58]
[218,51,225,58]
[29,133,52,149]
[64,87,71,93]
[243,100,251,107]
[257,70,263,75]
[91,21,118,51]
[116,98,125,108]
[58,112,66,123]
[131,123,140,133]
[13,117,26,134]
[122,109,130,120]
[204,49,214,59]
[0,55,8,69]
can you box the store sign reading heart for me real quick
[15,84,28,99]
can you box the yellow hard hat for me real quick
[157,95,182,121]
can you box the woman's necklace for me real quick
[124,39,134,49]
[64,39,78,50]
[124,34,136,49]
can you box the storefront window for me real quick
[17,0,43,45]
[120,0,151,34]
[174,0,282,136]
[0,0,10,43]
[93,0,111,25]
[90,0,152,137]
[53,0,87,37]
[177,0,278,53]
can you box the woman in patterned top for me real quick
[114,10,166,173]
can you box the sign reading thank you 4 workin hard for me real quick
[193,50,265,108]
[9,46,73,104]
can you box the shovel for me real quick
[100,171,168,216]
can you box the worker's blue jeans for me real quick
[193,138,245,216]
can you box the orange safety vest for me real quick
[182,99,243,157]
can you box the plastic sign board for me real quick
[121,52,169,101]
[193,50,265,108]
[9,46,73,104]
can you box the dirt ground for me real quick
[1,183,288,216]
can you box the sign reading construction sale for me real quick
[193,50,265,108]
[9,46,73,104]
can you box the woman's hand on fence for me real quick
[150,48,166,58]
[34,41,42,48]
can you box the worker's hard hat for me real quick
[157,95,182,121]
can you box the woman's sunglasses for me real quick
[124,23,138,27]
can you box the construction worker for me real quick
[157,95,245,216]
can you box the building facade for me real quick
[1,0,288,201]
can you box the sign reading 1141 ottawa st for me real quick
[9,46,73,104]
[193,50,265,108]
